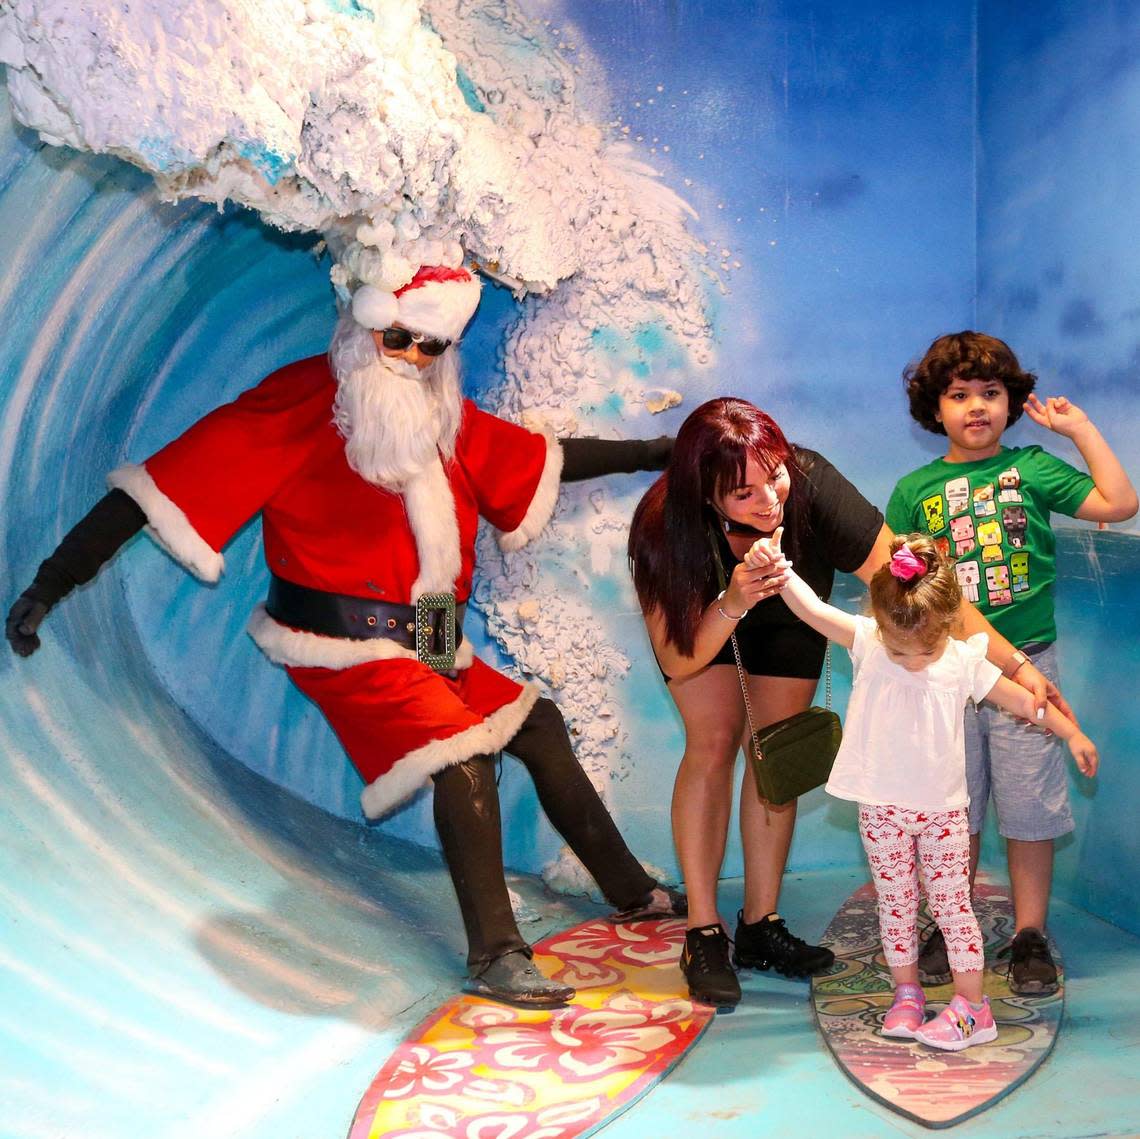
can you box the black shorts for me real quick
[662,621,826,681]
[708,621,826,679]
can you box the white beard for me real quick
[332,352,461,490]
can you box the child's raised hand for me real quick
[743,526,786,569]
[1067,731,1099,777]
[724,527,791,613]
[1023,393,1090,438]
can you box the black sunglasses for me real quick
[380,327,452,357]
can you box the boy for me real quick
[885,331,1137,994]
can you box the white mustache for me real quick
[376,355,424,382]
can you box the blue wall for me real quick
[466,0,979,882]
[2,1,1138,936]
[976,0,1140,933]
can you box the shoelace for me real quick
[765,917,808,951]
[688,930,733,973]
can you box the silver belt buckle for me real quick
[415,593,457,671]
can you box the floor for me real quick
[604,872,1140,1139]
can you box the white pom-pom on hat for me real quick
[351,265,482,342]
[351,285,399,331]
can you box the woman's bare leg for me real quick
[668,665,747,930]
[738,675,818,922]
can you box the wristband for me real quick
[716,589,748,622]
[1004,649,1029,678]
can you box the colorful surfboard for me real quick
[811,880,1063,1129]
[348,917,712,1139]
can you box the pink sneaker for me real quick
[914,994,998,1051]
[881,983,926,1038]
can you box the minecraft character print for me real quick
[977,519,1003,563]
[973,483,997,518]
[946,476,971,516]
[986,564,1012,606]
[949,514,976,556]
[956,560,981,603]
[1002,505,1028,548]
[1010,551,1030,594]
[922,493,946,535]
[997,466,1023,503]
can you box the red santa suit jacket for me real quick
[107,355,562,818]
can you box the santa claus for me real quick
[7,262,683,1007]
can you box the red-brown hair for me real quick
[628,397,798,656]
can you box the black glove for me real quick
[559,436,674,482]
[6,489,147,658]
[5,594,49,657]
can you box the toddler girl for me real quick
[750,531,1096,1050]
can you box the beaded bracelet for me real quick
[716,589,748,621]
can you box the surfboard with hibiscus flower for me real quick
[348,917,712,1139]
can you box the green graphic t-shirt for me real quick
[886,445,1094,645]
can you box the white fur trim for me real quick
[107,463,225,582]
[405,456,462,599]
[360,682,540,818]
[396,276,482,342]
[351,285,400,331]
[247,604,475,671]
[498,431,563,552]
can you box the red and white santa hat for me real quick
[351,265,482,342]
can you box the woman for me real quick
[627,397,1055,1007]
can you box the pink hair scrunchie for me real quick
[889,543,927,582]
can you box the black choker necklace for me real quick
[720,517,761,537]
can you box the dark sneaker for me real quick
[733,911,835,977]
[917,924,952,986]
[609,883,688,923]
[680,923,741,1007]
[1001,927,1059,995]
[463,948,575,1008]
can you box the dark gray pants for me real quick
[431,697,655,969]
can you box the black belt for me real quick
[266,574,464,671]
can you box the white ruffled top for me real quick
[825,616,1002,811]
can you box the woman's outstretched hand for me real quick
[719,526,791,615]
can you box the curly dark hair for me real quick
[903,331,1037,435]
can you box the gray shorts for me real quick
[965,642,1074,841]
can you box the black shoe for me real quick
[1000,927,1059,995]
[609,883,688,923]
[463,948,575,1008]
[733,911,835,977]
[917,924,952,986]
[680,923,741,1007]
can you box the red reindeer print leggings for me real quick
[858,804,984,974]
